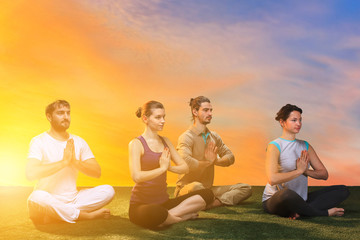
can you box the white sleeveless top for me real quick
[262,138,309,202]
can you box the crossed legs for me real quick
[28,185,115,224]
[176,181,252,208]
[263,185,349,218]
[129,189,214,229]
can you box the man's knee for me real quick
[179,182,206,196]
[233,183,252,190]
[27,190,53,222]
[233,183,253,198]
[98,185,115,203]
[28,190,53,206]
[242,184,252,197]
[189,182,206,191]
[219,184,253,205]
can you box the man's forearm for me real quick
[214,155,234,166]
[73,159,101,178]
[26,159,66,181]
[197,160,212,172]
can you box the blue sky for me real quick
[79,0,360,185]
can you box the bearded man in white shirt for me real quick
[26,100,115,224]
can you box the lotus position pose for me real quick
[175,96,252,208]
[128,101,214,229]
[262,104,349,219]
[26,100,115,224]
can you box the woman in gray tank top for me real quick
[262,104,349,219]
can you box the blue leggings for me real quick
[263,185,349,217]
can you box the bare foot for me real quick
[207,198,223,209]
[181,212,199,221]
[92,208,111,219]
[78,208,111,220]
[189,213,199,220]
[289,213,300,220]
[328,208,344,217]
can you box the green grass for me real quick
[0,186,359,240]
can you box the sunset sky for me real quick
[1,0,359,187]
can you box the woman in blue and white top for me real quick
[262,104,349,219]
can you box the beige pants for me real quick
[176,182,252,205]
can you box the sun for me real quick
[0,151,28,186]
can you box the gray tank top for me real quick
[262,138,309,202]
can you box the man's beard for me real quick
[52,121,70,131]
[200,119,211,125]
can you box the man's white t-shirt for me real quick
[28,132,95,198]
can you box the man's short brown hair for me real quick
[45,100,70,115]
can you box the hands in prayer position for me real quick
[204,141,218,167]
[296,150,309,174]
[63,139,75,166]
[159,147,171,171]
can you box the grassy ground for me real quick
[0,186,359,240]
